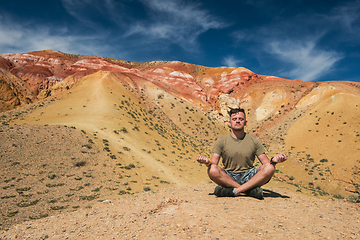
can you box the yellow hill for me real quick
[11,71,227,192]
[283,85,360,197]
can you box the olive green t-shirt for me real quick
[212,133,265,173]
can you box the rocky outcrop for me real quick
[0,77,20,111]
[0,69,35,112]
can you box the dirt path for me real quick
[1,184,359,239]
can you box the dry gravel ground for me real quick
[0,184,359,239]
[1,93,360,239]
[0,124,138,230]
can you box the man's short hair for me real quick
[228,108,246,118]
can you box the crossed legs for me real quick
[208,163,275,195]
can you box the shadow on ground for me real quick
[207,188,290,199]
[263,189,290,199]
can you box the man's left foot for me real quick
[214,186,236,197]
[245,187,264,200]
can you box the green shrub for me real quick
[79,194,99,201]
[48,174,56,179]
[119,190,127,195]
[120,127,128,133]
[333,194,344,199]
[347,195,360,203]
[74,161,86,167]
[7,211,18,217]
[50,206,66,210]
[46,183,64,188]
[16,187,31,191]
[124,164,135,169]
[29,213,48,220]
[92,186,102,192]
[17,199,39,207]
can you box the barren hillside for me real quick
[0,51,359,235]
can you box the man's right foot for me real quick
[245,187,264,200]
[214,186,235,197]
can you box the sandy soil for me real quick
[1,123,359,239]
[1,71,359,239]
[1,184,359,239]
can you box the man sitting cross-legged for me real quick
[196,108,287,199]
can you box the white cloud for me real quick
[59,0,228,53]
[229,1,354,81]
[268,39,343,81]
[331,1,360,39]
[61,0,99,19]
[222,56,242,68]
[143,0,225,29]
[61,0,123,29]
[231,31,249,42]
[0,15,105,55]
[126,0,228,49]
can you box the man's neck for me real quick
[231,129,245,139]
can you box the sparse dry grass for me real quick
[0,124,118,229]
[0,72,222,229]
[1,71,359,231]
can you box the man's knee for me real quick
[260,163,275,177]
[207,164,222,179]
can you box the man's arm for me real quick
[196,153,220,166]
[257,153,271,165]
[257,153,287,165]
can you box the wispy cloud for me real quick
[230,1,352,81]
[330,1,360,40]
[61,0,228,52]
[1,0,228,60]
[61,0,123,29]
[125,0,228,49]
[0,14,105,55]
[268,39,343,81]
[222,56,242,68]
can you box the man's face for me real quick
[228,112,247,131]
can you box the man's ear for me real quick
[245,120,247,126]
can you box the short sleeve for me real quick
[212,136,223,155]
[254,137,265,156]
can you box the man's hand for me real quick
[272,153,287,164]
[196,155,210,165]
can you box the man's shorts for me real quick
[224,168,258,185]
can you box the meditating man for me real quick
[196,108,287,199]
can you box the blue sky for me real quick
[0,0,359,82]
